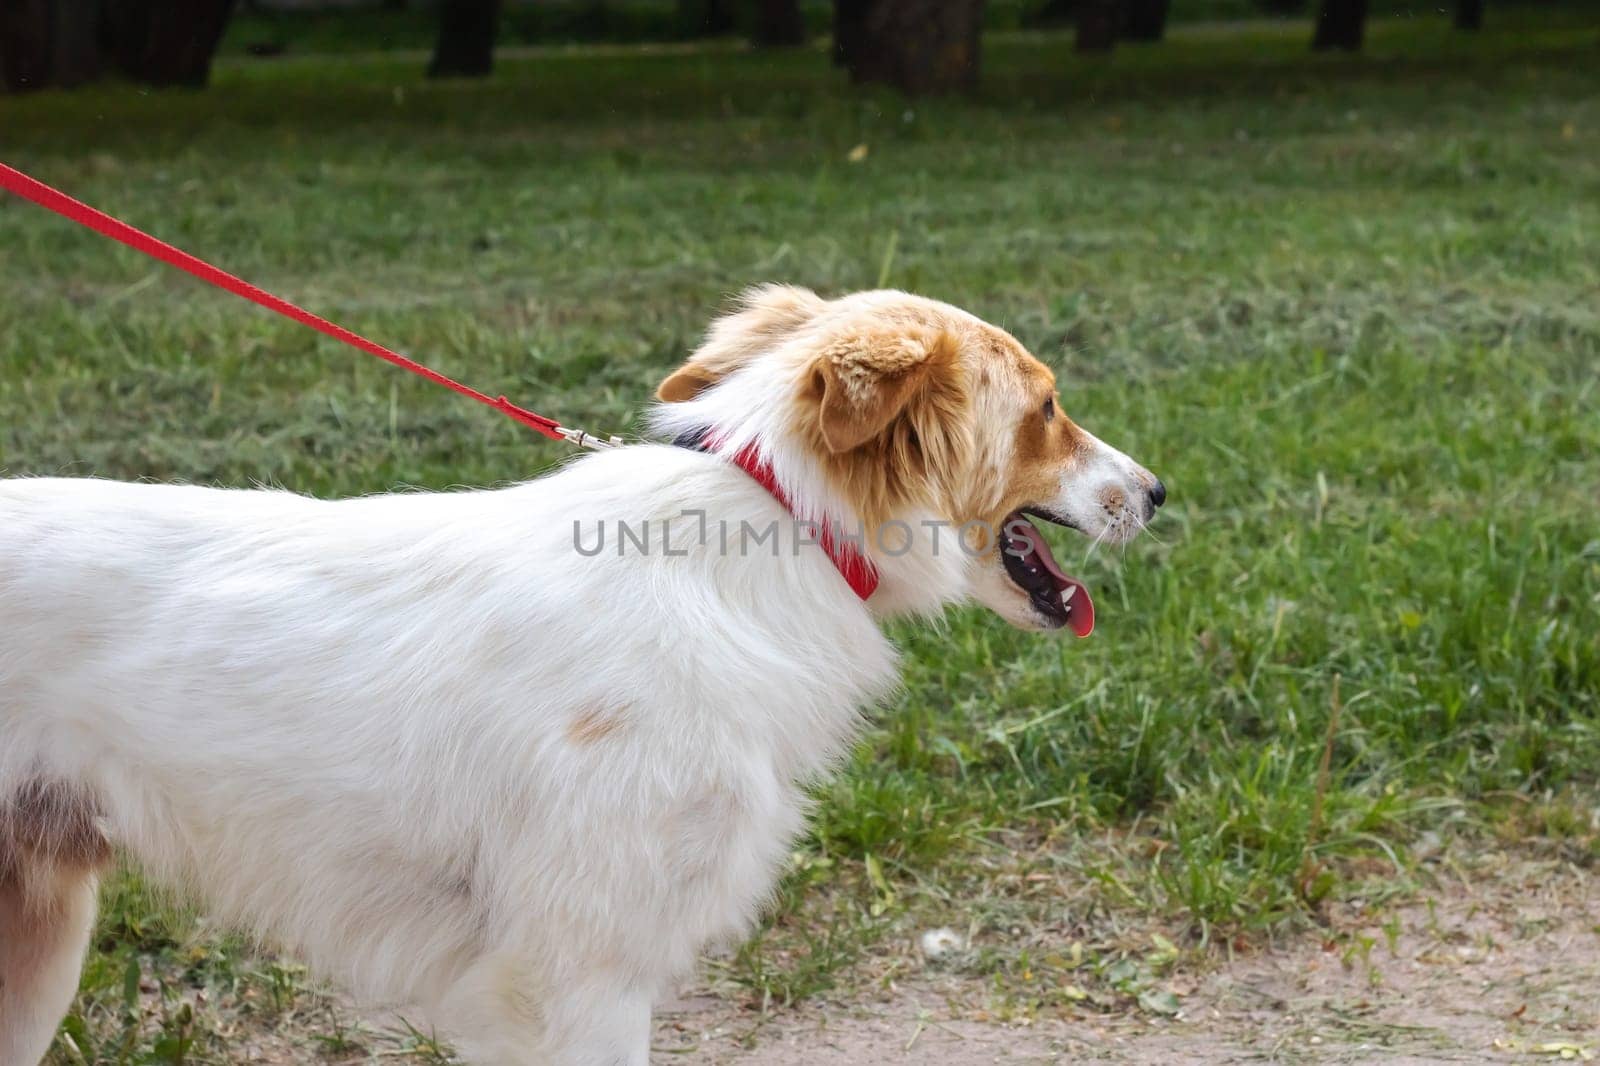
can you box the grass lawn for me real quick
[3,12,1598,1062]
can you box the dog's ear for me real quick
[656,363,721,404]
[807,323,960,453]
[657,284,827,403]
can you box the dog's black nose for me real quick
[1149,479,1166,508]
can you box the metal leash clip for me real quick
[558,426,624,451]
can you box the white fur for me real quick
[0,446,905,1064]
[0,288,1158,1065]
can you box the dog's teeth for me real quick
[1061,585,1077,605]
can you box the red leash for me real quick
[1,160,880,599]
[0,160,609,447]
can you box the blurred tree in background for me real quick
[1123,0,1170,40]
[429,0,501,74]
[0,0,1532,96]
[753,0,807,44]
[1074,0,1120,50]
[1,0,235,90]
[831,0,984,92]
[1313,0,1366,49]
[678,0,739,35]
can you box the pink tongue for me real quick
[1029,525,1095,638]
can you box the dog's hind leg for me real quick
[0,783,109,1066]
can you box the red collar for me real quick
[677,430,879,602]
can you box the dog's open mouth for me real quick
[999,510,1095,637]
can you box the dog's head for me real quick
[654,286,1163,634]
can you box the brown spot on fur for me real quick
[0,780,112,876]
[567,705,628,745]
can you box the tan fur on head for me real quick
[655,286,1093,533]
[657,284,827,403]
[655,285,1162,631]
[806,322,962,454]
[797,321,972,529]
[781,295,1079,538]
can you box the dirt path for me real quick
[653,859,1599,1063]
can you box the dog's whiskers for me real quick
[1081,523,1113,564]
[1131,509,1165,546]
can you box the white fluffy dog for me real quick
[0,286,1162,1065]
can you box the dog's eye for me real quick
[1042,398,1055,422]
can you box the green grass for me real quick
[3,13,1599,1060]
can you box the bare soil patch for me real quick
[654,856,1599,1064]
[168,852,1597,1063]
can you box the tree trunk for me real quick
[1454,0,1483,30]
[754,0,806,46]
[832,0,868,66]
[1,0,103,91]
[678,0,737,37]
[709,0,737,34]
[428,0,501,77]
[1075,0,1119,52]
[1312,0,1365,50]
[838,0,984,94]
[1123,0,1169,41]
[2,0,236,92]
[103,0,239,87]
[1028,0,1076,27]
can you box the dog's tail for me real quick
[0,781,110,1066]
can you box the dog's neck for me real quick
[670,427,879,602]
[651,382,971,622]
